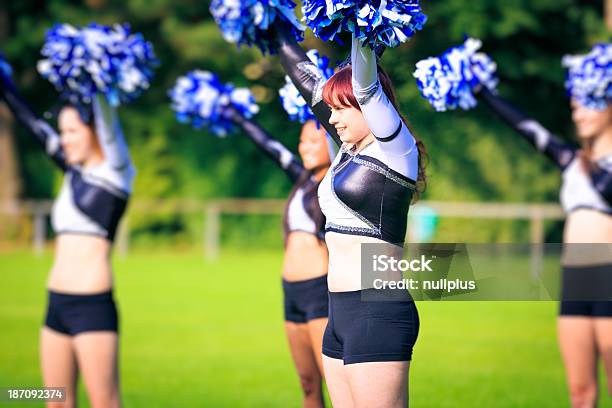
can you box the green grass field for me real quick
[0,249,610,407]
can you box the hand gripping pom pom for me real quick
[413,38,498,112]
[302,0,427,49]
[169,70,259,137]
[210,0,305,55]
[278,49,334,123]
[37,23,158,107]
[562,43,612,111]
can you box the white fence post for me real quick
[530,206,545,279]
[33,204,46,256]
[204,203,220,260]
[116,217,130,258]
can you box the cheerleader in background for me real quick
[170,71,331,407]
[0,24,155,408]
[415,40,612,408]
[233,117,331,408]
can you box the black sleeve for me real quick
[275,28,342,147]
[0,74,67,171]
[479,88,577,169]
[592,160,612,207]
[226,105,304,183]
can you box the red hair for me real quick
[322,65,428,198]
[323,66,360,110]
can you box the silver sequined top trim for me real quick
[325,222,381,238]
[330,156,380,233]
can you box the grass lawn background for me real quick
[0,249,610,407]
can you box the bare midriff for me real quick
[324,231,404,292]
[561,209,612,267]
[564,209,612,244]
[47,234,113,294]
[282,231,328,282]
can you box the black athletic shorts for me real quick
[323,289,419,364]
[560,264,612,317]
[283,275,329,323]
[44,290,118,335]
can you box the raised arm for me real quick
[92,94,132,172]
[0,72,67,170]
[225,105,304,183]
[479,88,577,169]
[351,35,416,156]
[276,29,341,147]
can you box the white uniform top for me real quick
[561,155,612,215]
[318,35,418,245]
[287,181,318,234]
[49,95,135,240]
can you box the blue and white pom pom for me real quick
[169,70,259,137]
[210,0,304,55]
[302,0,427,49]
[278,49,334,123]
[37,23,157,107]
[413,38,498,112]
[562,43,612,111]
[0,52,12,78]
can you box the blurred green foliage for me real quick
[0,0,608,244]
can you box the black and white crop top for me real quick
[480,89,612,215]
[317,36,419,245]
[0,76,135,241]
[225,107,326,242]
[286,176,325,241]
